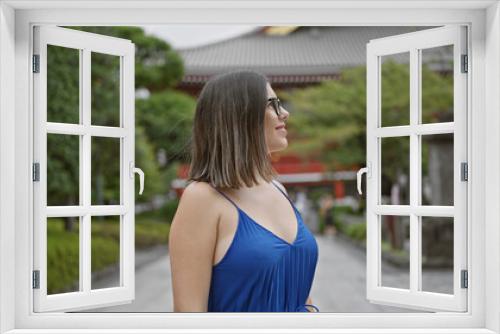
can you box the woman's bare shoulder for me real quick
[178,181,223,217]
[170,181,222,237]
[182,180,218,200]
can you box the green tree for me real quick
[281,60,453,253]
[280,65,367,170]
[134,125,164,199]
[46,27,193,231]
[281,60,453,189]
[71,26,184,91]
[73,27,195,190]
[136,90,196,168]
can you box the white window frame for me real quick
[32,25,136,312]
[365,25,468,312]
[0,1,499,333]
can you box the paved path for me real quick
[81,244,172,312]
[82,234,451,313]
[311,234,426,313]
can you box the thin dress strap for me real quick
[209,184,240,210]
[211,181,290,210]
[271,180,292,201]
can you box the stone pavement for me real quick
[82,233,451,313]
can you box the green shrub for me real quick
[333,205,356,215]
[334,220,346,233]
[47,220,80,294]
[135,220,169,248]
[46,211,170,294]
[90,235,120,272]
[344,222,366,241]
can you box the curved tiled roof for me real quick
[176,26,444,84]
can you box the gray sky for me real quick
[141,25,259,49]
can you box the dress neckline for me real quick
[234,181,300,246]
[211,180,301,246]
[237,206,300,246]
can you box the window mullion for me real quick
[81,48,91,293]
[409,47,420,294]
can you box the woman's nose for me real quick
[280,108,289,120]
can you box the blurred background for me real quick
[45,25,454,313]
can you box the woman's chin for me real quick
[269,142,288,153]
[281,138,288,148]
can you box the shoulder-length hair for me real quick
[187,69,278,190]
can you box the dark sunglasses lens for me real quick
[273,100,281,115]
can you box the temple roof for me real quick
[176,26,443,85]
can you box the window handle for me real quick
[129,162,145,195]
[357,163,371,195]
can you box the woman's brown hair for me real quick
[187,69,278,189]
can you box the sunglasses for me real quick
[267,97,284,117]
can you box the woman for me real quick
[169,69,319,312]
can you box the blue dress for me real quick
[207,180,320,312]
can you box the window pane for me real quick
[91,137,121,205]
[422,133,454,206]
[47,217,80,295]
[380,215,410,289]
[47,134,79,206]
[421,45,454,123]
[380,52,410,127]
[421,216,454,294]
[91,216,121,289]
[47,45,80,124]
[91,52,121,127]
[381,136,410,205]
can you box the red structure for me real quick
[171,153,357,199]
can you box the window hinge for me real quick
[461,269,468,289]
[33,162,40,182]
[461,162,468,181]
[32,55,40,73]
[32,270,40,289]
[461,54,468,73]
